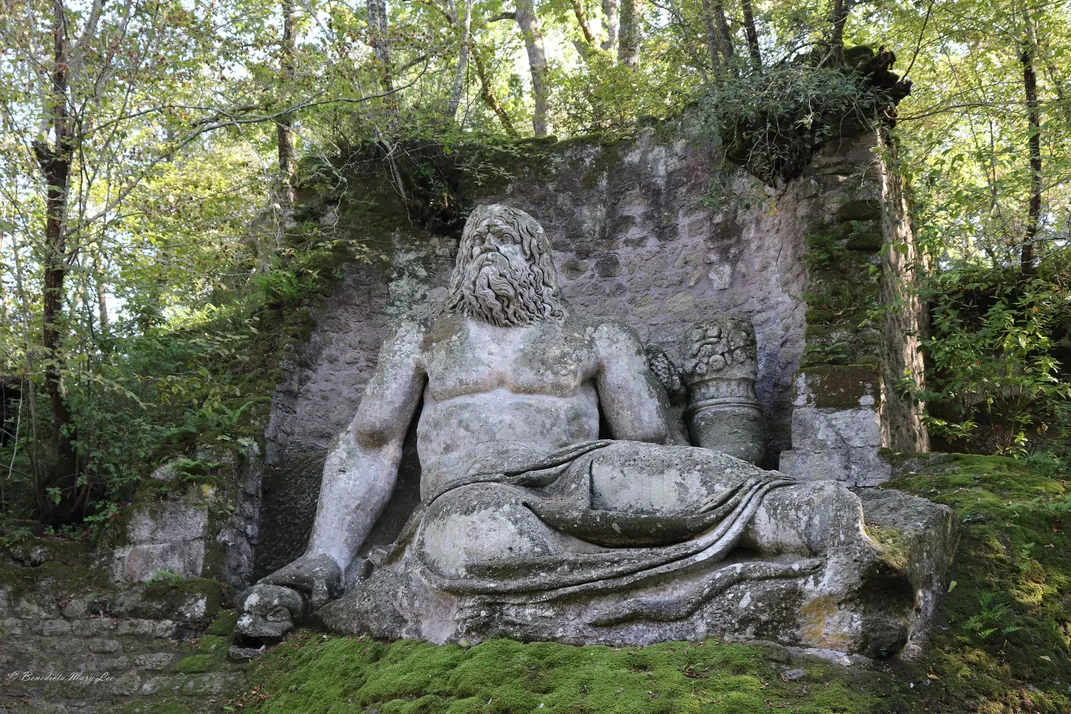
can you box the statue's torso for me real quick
[415,314,602,496]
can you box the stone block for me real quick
[86,638,122,654]
[859,488,958,658]
[115,540,205,583]
[134,652,181,671]
[61,598,88,618]
[72,618,117,636]
[791,407,883,450]
[107,671,142,696]
[1,617,24,636]
[793,366,882,410]
[140,675,181,695]
[779,445,891,487]
[153,620,176,638]
[127,501,208,544]
[115,618,155,637]
[34,619,72,636]
[14,596,57,619]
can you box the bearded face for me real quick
[446,205,567,327]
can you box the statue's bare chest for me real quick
[420,317,597,400]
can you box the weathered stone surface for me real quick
[127,502,208,544]
[681,316,765,464]
[228,646,263,661]
[244,205,952,659]
[235,583,308,642]
[858,487,958,659]
[780,407,892,486]
[114,541,206,583]
[133,652,180,671]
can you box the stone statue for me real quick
[237,205,954,658]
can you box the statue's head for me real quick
[446,204,568,327]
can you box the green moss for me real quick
[835,199,881,223]
[173,654,217,674]
[205,609,240,636]
[142,576,224,619]
[246,635,908,713]
[844,232,884,252]
[885,453,1071,713]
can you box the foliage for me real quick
[912,252,1071,455]
[700,52,904,186]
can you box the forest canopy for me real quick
[0,0,1069,523]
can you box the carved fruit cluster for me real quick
[681,318,756,381]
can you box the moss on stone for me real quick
[205,609,240,636]
[884,453,1071,713]
[174,654,217,674]
[844,232,884,252]
[835,199,881,223]
[142,576,224,620]
[225,453,1071,714]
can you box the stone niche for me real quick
[259,119,929,575]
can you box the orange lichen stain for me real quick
[800,596,852,650]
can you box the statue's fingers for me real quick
[310,578,330,609]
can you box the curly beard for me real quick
[455,250,550,327]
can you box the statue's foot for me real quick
[234,554,342,644]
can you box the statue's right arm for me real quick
[243,319,426,622]
[305,318,427,578]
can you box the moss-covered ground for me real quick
[228,453,1070,713]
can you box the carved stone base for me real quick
[319,489,956,659]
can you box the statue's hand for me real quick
[234,554,342,643]
[259,553,343,608]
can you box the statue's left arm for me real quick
[592,321,670,443]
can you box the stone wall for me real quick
[0,540,246,713]
[778,131,930,486]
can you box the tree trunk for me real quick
[447,0,471,119]
[472,45,518,135]
[276,0,296,206]
[830,0,848,64]
[33,0,81,521]
[1020,26,1041,277]
[740,0,761,68]
[698,0,721,70]
[571,0,597,44]
[93,252,108,338]
[367,0,393,89]
[617,0,640,67]
[601,0,618,51]
[515,0,551,136]
[713,0,733,62]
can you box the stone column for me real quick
[777,132,929,487]
[679,316,765,465]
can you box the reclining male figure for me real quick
[238,204,907,655]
